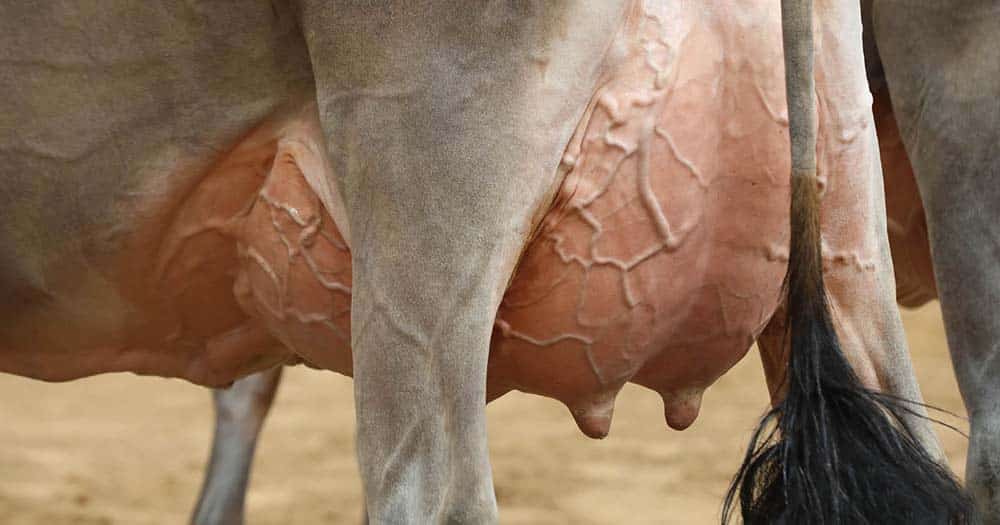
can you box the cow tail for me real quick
[722,0,974,523]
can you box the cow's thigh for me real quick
[191,367,283,525]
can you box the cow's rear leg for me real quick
[948,272,1000,523]
[871,1,1000,519]
[296,3,629,522]
[891,74,1000,523]
[191,367,283,525]
[923,164,1000,521]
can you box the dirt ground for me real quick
[0,304,968,524]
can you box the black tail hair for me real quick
[722,1,975,523]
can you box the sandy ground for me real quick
[0,304,968,524]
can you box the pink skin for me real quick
[487,11,791,434]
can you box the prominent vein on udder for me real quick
[283,307,349,343]
[637,130,680,249]
[496,319,594,347]
[301,250,352,294]
[244,246,284,317]
[654,126,708,188]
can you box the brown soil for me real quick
[0,304,967,524]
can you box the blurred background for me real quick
[0,304,966,524]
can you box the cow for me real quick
[0,1,972,523]
[191,4,1000,521]
[864,0,1000,521]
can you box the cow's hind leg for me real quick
[296,3,629,522]
[872,1,1000,520]
[955,298,1000,524]
[191,367,283,525]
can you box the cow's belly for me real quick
[3,2,796,434]
[0,107,317,386]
